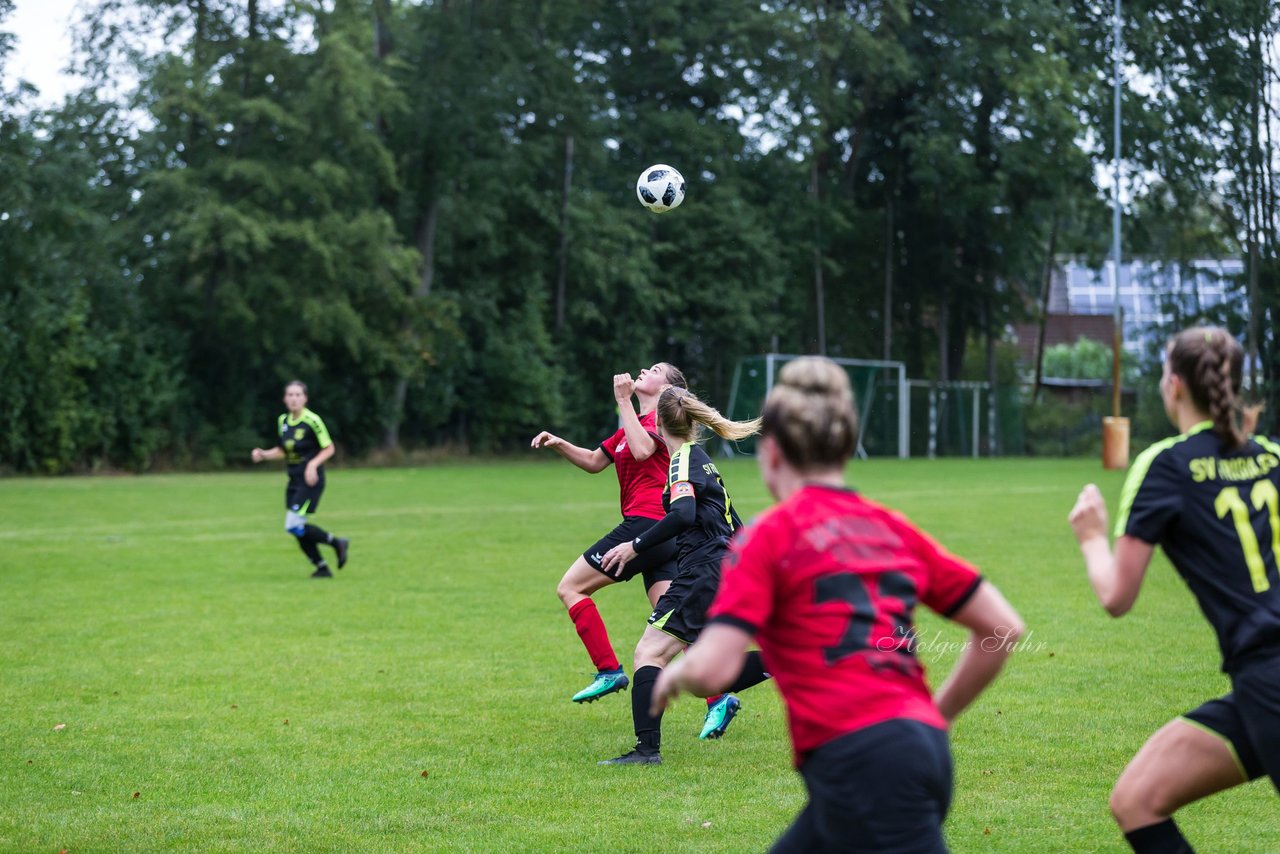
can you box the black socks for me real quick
[304,524,333,545]
[295,524,337,569]
[632,665,663,753]
[726,650,771,694]
[1124,819,1193,854]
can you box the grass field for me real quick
[2,457,1278,853]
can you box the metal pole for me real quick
[973,387,980,459]
[898,365,909,459]
[1110,0,1123,417]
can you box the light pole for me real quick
[1103,0,1131,469]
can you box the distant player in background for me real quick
[531,364,686,703]
[1070,327,1280,854]
[652,357,1023,851]
[251,380,350,579]
[598,385,772,765]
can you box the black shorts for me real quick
[770,719,953,854]
[646,559,722,645]
[583,517,679,590]
[1189,655,1280,789]
[285,472,325,514]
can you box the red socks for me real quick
[568,598,619,672]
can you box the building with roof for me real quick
[1013,258,1245,364]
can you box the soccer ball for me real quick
[636,164,685,213]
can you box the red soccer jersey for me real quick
[708,484,983,763]
[599,410,669,521]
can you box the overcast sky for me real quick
[4,0,82,104]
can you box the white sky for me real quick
[3,0,83,105]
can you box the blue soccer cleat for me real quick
[572,669,629,703]
[699,694,741,739]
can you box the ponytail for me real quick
[656,385,761,442]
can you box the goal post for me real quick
[723,354,909,458]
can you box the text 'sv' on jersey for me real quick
[1116,422,1280,671]
[277,408,333,468]
[662,441,744,565]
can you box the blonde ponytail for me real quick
[656,385,761,442]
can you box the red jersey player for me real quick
[531,364,685,703]
[653,357,1024,852]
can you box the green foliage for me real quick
[1042,336,1139,383]
[0,0,1269,470]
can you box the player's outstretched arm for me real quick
[530,431,610,473]
[651,623,753,713]
[1069,483,1154,617]
[251,447,283,463]
[933,581,1024,723]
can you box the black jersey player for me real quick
[252,381,350,578]
[1070,327,1280,853]
[598,385,772,764]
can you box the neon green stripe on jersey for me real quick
[1114,421,1212,539]
[303,409,333,448]
[1257,435,1280,457]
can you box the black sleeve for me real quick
[633,499,697,554]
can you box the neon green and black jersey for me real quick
[1117,421,1280,672]
[276,408,333,475]
[632,441,743,569]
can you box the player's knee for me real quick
[1109,775,1169,827]
[284,511,307,537]
[633,634,674,669]
[555,577,578,605]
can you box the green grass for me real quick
[1,458,1277,852]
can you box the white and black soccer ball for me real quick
[636,164,685,214]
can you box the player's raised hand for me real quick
[613,373,635,403]
[1069,483,1109,544]
[530,431,562,450]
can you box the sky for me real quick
[3,0,83,105]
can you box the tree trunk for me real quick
[373,0,392,62]
[1032,216,1059,401]
[985,296,997,455]
[937,283,949,382]
[811,159,826,355]
[882,192,894,362]
[554,134,573,333]
[383,198,442,450]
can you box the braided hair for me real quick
[1167,326,1245,448]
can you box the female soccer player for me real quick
[1069,326,1280,853]
[651,357,1024,850]
[598,385,773,764]
[251,380,350,578]
[531,364,687,704]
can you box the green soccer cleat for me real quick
[572,669,629,703]
[699,694,741,739]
